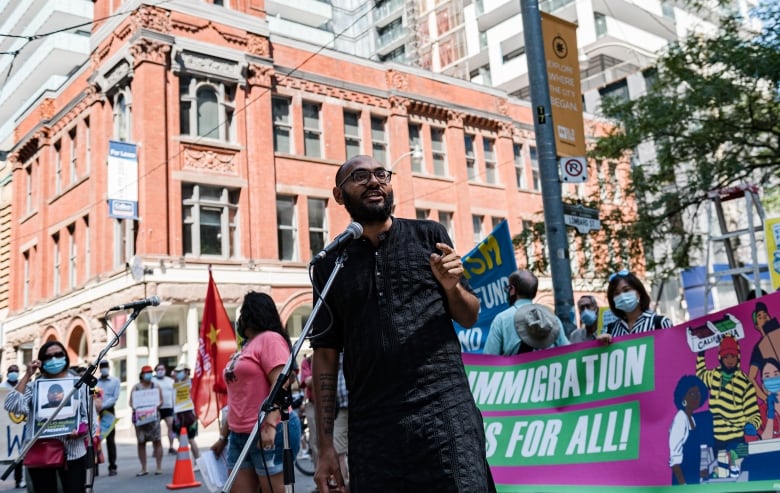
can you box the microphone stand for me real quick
[1,306,148,483]
[221,251,349,493]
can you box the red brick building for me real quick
[4,1,618,420]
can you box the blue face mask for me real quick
[6,372,19,383]
[765,375,780,394]
[100,368,110,377]
[142,373,153,382]
[614,291,639,313]
[42,357,67,375]
[581,309,597,327]
[176,371,186,381]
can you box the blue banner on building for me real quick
[107,140,139,219]
[455,220,517,353]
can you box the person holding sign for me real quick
[172,366,200,462]
[129,365,163,476]
[3,341,89,493]
[96,360,120,476]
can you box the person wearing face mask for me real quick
[172,366,200,463]
[95,360,120,476]
[756,357,780,440]
[3,341,90,493]
[152,363,177,455]
[483,270,569,355]
[748,302,780,402]
[129,365,164,476]
[599,270,672,344]
[0,364,25,488]
[570,295,600,344]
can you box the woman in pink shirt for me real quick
[215,291,301,493]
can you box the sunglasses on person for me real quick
[41,351,66,361]
[608,269,630,282]
[337,169,393,188]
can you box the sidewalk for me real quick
[0,426,316,492]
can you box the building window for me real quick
[69,128,78,184]
[599,79,629,104]
[180,76,236,141]
[431,127,447,176]
[272,97,291,153]
[85,118,91,174]
[502,46,526,63]
[483,137,497,184]
[371,116,387,165]
[52,233,60,296]
[277,195,297,261]
[68,223,77,289]
[409,124,423,173]
[439,211,454,246]
[158,325,180,346]
[609,161,621,202]
[472,215,484,243]
[182,184,239,257]
[491,216,503,230]
[83,215,90,280]
[23,250,30,307]
[113,91,131,142]
[54,141,62,195]
[114,219,137,269]
[415,209,429,220]
[25,163,33,213]
[530,146,540,191]
[513,143,526,189]
[344,110,361,158]
[308,198,328,261]
[303,101,322,158]
[594,12,607,37]
[465,134,477,181]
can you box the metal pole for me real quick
[520,0,576,334]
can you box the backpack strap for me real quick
[652,314,663,330]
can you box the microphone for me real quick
[108,296,161,311]
[309,222,363,265]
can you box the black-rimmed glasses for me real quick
[337,169,393,188]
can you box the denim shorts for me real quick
[227,411,301,476]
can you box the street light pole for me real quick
[520,0,576,334]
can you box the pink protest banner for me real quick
[464,291,780,492]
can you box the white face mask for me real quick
[613,291,639,313]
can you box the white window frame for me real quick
[303,101,322,158]
[371,115,387,165]
[307,197,328,261]
[272,96,292,153]
[483,137,497,184]
[69,127,77,184]
[431,127,447,176]
[277,195,298,261]
[68,223,77,289]
[465,134,477,181]
[180,76,236,142]
[344,110,361,158]
[182,184,239,258]
[52,233,60,296]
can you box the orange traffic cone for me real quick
[166,427,201,490]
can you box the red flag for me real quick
[192,270,236,427]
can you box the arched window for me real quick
[113,92,131,142]
[196,86,219,139]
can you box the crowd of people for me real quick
[1,152,776,493]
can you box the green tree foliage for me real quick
[591,1,780,277]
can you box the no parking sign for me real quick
[560,156,587,183]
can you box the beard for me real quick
[342,189,394,224]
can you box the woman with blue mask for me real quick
[599,270,672,343]
[758,357,780,440]
[3,340,90,493]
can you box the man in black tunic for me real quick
[310,155,495,493]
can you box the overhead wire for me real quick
[8,0,383,247]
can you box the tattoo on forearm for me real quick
[318,373,337,436]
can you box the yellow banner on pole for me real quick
[541,12,586,158]
[765,217,780,290]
